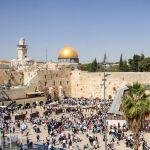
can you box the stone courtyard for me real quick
[3,106,150,150]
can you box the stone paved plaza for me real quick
[3,107,150,150]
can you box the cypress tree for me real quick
[90,58,98,72]
[119,54,124,71]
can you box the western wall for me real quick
[22,68,150,99]
[1,66,150,99]
[70,71,150,99]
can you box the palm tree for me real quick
[121,82,150,150]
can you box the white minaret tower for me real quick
[17,37,27,60]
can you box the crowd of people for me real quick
[0,97,149,150]
[61,97,112,107]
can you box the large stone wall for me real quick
[24,65,72,98]
[71,71,102,98]
[71,71,150,99]
[1,66,150,100]
[0,69,23,85]
[24,69,150,99]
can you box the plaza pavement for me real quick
[6,107,150,150]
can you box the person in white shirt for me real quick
[61,132,64,137]
[62,139,66,148]
[93,140,97,149]
[69,145,73,150]
[48,144,52,150]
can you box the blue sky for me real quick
[0,0,150,63]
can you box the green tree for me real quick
[128,54,145,72]
[140,54,145,60]
[132,54,141,71]
[128,58,133,71]
[119,54,124,71]
[139,57,150,72]
[107,64,119,72]
[121,82,150,150]
[77,63,91,71]
[97,63,103,72]
[123,60,129,72]
[90,58,98,72]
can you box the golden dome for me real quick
[58,47,78,59]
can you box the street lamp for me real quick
[102,54,108,150]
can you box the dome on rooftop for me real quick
[58,47,78,59]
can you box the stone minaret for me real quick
[17,37,27,60]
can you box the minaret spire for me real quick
[17,37,27,60]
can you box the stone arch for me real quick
[25,103,30,108]
[32,102,37,107]
[18,104,23,108]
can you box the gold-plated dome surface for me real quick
[58,47,78,59]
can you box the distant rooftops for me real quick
[0,60,11,64]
